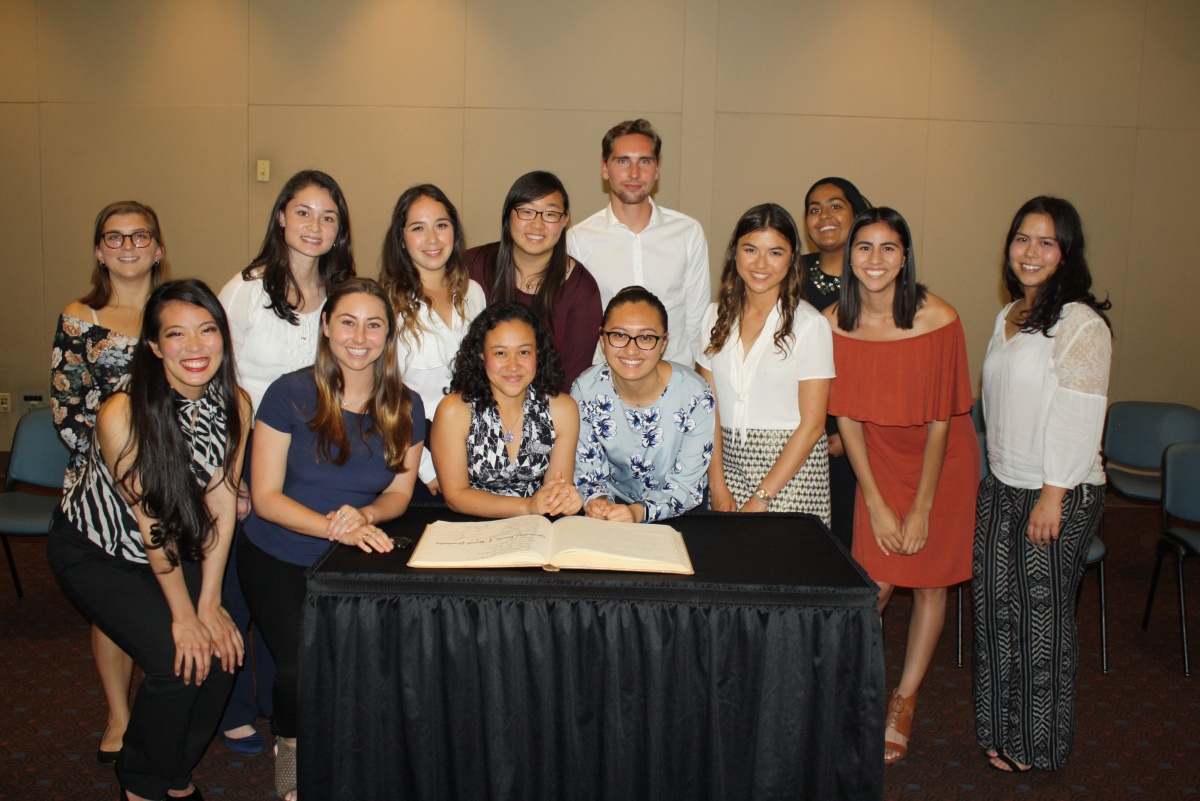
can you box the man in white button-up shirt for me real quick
[567,119,711,366]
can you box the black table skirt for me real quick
[299,508,884,801]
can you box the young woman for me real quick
[698,204,834,521]
[973,197,1112,773]
[431,301,581,518]
[50,200,167,764]
[823,207,979,765]
[801,178,872,548]
[379,184,486,499]
[466,171,602,390]
[239,278,423,801]
[48,279,251,801]
[217,169,354,753]
[573,286,715,523]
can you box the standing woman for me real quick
[801,178,871,547]
[466,170,602,390]
[216,169,354,753]
[698,204,834,521]
[48,279,251,801]
[379,184,486,499]
[432,302,582,518]
[973,197,1111,773]
[574,286,716,523]
[239,278,423,801]
[50,200,167,763]
[823,207,979,764]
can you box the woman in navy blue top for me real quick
[238,277,423,801]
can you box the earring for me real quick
[153,261,161,269]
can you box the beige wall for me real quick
[2,0,1198,448]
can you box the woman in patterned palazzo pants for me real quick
[973,196,1112,772]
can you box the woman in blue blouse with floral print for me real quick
[572,286,716,523]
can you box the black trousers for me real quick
[237,533,308,738]
[47,514,234,799]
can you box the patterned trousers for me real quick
[972,474,1104,770]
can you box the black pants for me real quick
[47,515,234,799]
[237,533,308,738]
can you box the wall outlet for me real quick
[0,392,10,413]
[22,394,48,412]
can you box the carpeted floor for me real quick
[1,501,1197,800]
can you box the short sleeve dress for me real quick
[829,319,980,587]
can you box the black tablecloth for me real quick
[299,508,884,800]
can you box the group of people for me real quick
[45,117,1111,800]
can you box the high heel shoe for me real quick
[98,726,121,765]
[883,688,917,764]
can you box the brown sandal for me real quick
[883,689,917,764]
[275,737,297,799]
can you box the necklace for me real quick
[341,395,368,410]
[517,269,546,293]
[861,308,892,321]
[499,406,524,444]
[807,257,840,295]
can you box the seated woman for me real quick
[48,279,251,801]
[238,277,424,801]
[572,286,716,523]
[431,301,582,518]
[466,170,602,390]
[698,204,834,522]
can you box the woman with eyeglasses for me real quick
[467,170,602,390]
[572,286,716,523]
[50,200,167,765]
[698,204,834,521]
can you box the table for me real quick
[299,507,884,800]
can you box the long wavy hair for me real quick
[118,279,242,568]
[378,184,471,345]
[706,203,806,357]
[1003,196,1112,336]
[309,278,413,471]
[448,301,564,410]
[81,200,168,309]
[242,170,355,324]
[481,171,572,329]
[838,207,928,332]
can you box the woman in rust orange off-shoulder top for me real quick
[823,207,979,766]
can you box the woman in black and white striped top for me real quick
[48,279,252,801]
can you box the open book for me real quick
[408,514,694,575]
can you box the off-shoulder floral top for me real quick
[50,312,137,489]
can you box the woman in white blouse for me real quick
[698,203,834,520]
[973,196,1112,773]
[379,184,485,499]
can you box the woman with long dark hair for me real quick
[973,197,1112,773]
[699,204,834,520]
[238,277,423,800]
[48,279,251,801]
[432,301,581,518]
[466,170,602,389]
[50,200,167,763]
[823,207,979,765]
[379,184,485,498]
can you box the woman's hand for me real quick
[1027,487,1066,546]
[197,603,245,674]
[172,614,214,686]
[425,478,441,496]
[898,509,931,555]
[827,432,845,458]
[527,472,577,516]
[325,504,370,542]
[236,480,252,520]
[585,497,614,519]
[709,486,738,512]
[333,522,395,554]
[866,501,903,555]
[738,494,769,514]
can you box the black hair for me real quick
[602,285,669,331]
[448,301,564,410]
[837,207,927,331]
[803,177,872,218]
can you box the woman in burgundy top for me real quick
[466,170,602,390]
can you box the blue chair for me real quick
[0,408,71,598]
[1141,441,1200,676]
[1104,401,1200,503]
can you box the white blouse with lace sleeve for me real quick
[981,302,1111,491]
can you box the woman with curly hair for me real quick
[50,199,167,763]
[573,286,716,523]
[48,279,251,801]
[379,184,486,499]
[698,203,834,521]
[431,301,581,518]
[239,277,423,799]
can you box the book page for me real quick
[548,516,693,574]
[408,515,552,568]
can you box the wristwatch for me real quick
[753,487,773,508]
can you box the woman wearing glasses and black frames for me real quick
[572,286,716,523]
[697,204,834,521]
[50,200,166,765]
[467,170,602,390]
